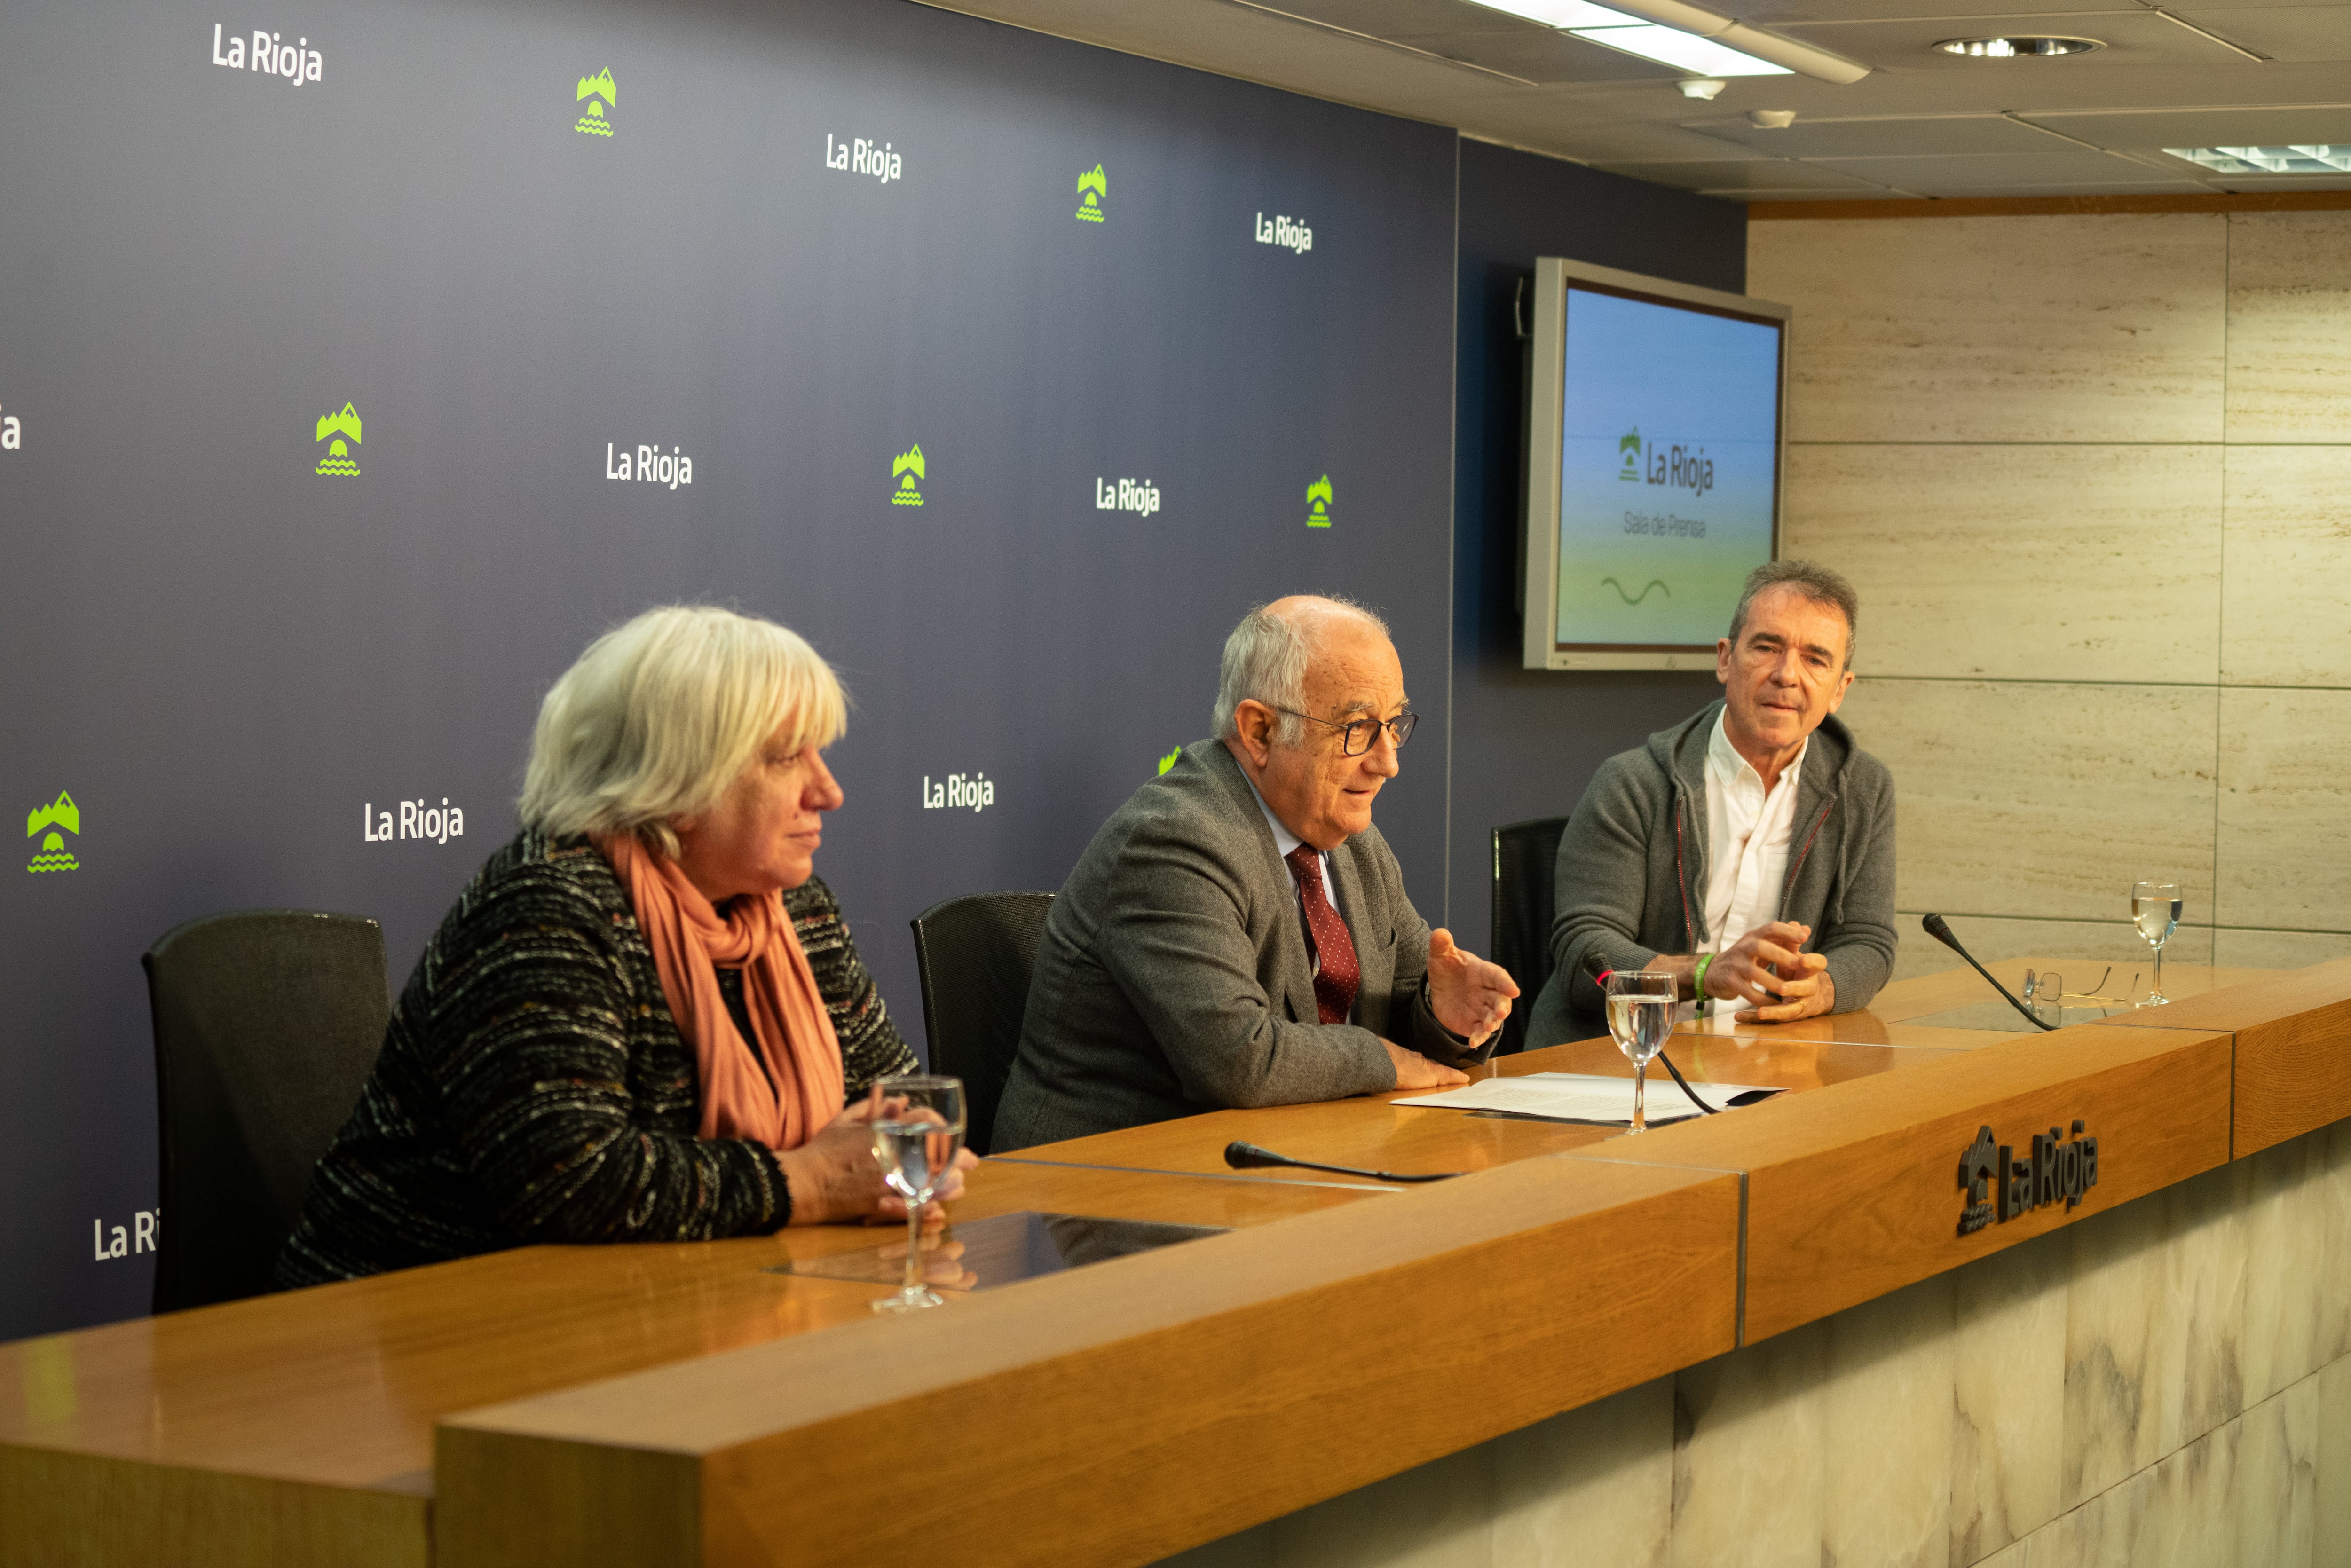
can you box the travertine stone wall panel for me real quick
[1784,443,2222,684]
[2226,212,2351,442]
[2216,686,2351,932]
[1749,213,2225,444]
[1838,679,2217,925]
[2218,445,2351,687]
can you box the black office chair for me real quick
[907,892,1055,1157]
[1490,817,1570,1057]
[142,910,391,1313]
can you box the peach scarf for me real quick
[598,834,845,1150]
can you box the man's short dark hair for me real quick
[1728,560,1858,669]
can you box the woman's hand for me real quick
[777,1090,979,1227]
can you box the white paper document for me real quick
[1393,1072,1781,1125]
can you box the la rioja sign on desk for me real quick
[1957,1120,2099,1236]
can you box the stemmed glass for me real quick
[2131,880,2184,1006]
[1605,969,1678,1134]
[868,1074,966,1314]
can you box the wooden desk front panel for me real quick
[1572,1024,2233,1343]
[2089,957,2351,1155]
[435,1159,1744,1568]
[0,1165,1376,1568]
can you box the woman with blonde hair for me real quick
[280,605,970,1283]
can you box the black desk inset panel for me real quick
[770,1211,1227,1292]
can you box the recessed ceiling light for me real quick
[2167,144,2351,174]
[1932,35,2103,57]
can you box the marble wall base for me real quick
[1158,1118,2351,1568]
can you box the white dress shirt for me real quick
[1701,709,1809,955]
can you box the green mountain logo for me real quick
[1306,473,1333,528]
[1075,163,1106,223]
[1157,746,1182,777]
[891,443,926,508]
[1619,426,1642,481]
[315,402,362,476]
[576,68,615,137]
[26,790,79,873]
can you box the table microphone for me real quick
[1919,914,2054,1031]
[1223,1141,1460,1183]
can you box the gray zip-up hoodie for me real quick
[1521,700,1898,1046]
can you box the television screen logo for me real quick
[1075,164,1106,223]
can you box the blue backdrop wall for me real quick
[0,0,1460,1339]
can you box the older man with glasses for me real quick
[992,595,1517,1151]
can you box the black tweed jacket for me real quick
[277,831,916,1284]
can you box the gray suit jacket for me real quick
[992,739,1467,1151]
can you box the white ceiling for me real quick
[915,0,2351,198]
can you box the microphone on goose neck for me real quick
[1920,914,2054,1031]
[1223,1141,1459,1184]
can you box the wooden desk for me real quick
[3,959,2342,1568]
[2087,955,2351,1155]
[0,1163,1385,1568]
[1002,1031,1961,1185]
[435,1156,1740,1568]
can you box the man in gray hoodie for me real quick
[1522,560,1896,1048]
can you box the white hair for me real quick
[519,605,847,859]
[1211,596,1390,746]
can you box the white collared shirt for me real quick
[1701,709,1809,954]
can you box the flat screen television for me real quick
[1521,258,1790,671]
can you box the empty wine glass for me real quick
[2130,881,2184,1005]
[868,1074,966,1314]
[1606,969,1677,1133]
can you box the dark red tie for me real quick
[1284,844,1360,1026]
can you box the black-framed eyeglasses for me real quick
[1273,707,1419,756]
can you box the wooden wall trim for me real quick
[1746,190,2351,221]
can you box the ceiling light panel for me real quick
[1261,0,1549,35]
[2167,142,2351,171]
[1399,26,1694,76]
[1577,22,1797,71]
[1474,0,1644,24]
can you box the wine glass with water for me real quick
[1606,969,1678,1134]
[2131,880,2184,1005]
[868,1074,966,1314]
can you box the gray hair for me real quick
[1211,596,1390,746]
[1728,560,1859,669]
[519,605,848,859]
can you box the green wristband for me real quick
[1693,952,1713,1003]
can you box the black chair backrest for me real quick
[1490,816,1570,1057]
[907,892,1055,1157]
[142,910,390,1313]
